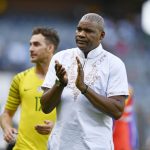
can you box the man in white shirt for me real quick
[41,13,129,150]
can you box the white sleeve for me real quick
[42,55,57,89]
[107,57,129,97]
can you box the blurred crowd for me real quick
[0,13,150,149]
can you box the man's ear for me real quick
[100,31,105,40]
[48,44,55,53]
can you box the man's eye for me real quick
[34,43,40,46]
[85,29,92,33]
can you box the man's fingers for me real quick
[35,126,51,134]
[76,56,80,65]
[76,56,82,68]
[35,124,53,135]
[55,60,62,72]
[35,125,49,130]
[56,67,65,75]
[36,129,50,135]
[55,61,66,78]
[4,132,16,143]
[44,120,54,126]
[35,122,53,130]
[44,120,53,124]
[76,56,79,62]
[76,57,83,74]
[12,128,18,134]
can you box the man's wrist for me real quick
[81,84,88,94]
[55,79,67,87]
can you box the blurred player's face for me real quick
[29,34,51,63]
[75,20,105,54]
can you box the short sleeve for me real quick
[5,74,21,111]
[42,54,57,89]
[107,57,129,97]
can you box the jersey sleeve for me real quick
[5,74,21,111]
[42,54,58,89]
[107,57,129,97]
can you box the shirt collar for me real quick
[77,44,104,59]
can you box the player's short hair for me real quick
[32,27,60,50]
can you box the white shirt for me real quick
[42,44,129,150]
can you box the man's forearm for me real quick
[41,83,64,114]
[81,86,126,119]
[0,111,13,130]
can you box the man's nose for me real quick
[29,45,34,52]
[78,30,86,37]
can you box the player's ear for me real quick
[48,44,55,53]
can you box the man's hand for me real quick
[76,57,86,92]
[3,126,18,143]
[35,120,54,135]
[55,60,68,86]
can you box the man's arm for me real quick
[81,88,126,119]
[76,56,127,120]
[40,84,65,114]
[0,109,18,143]
[41,60,68,114]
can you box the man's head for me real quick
[30,27,59,63]
[75,13,105,55]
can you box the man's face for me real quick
[75,20,104,53]
[29,34,51,63]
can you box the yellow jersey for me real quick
[5,67,56,150]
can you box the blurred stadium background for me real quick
[0,0,150,149]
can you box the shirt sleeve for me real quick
[5,74,21,111]
[107,57,129,97]
[42,54,57,89]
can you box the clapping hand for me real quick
[55,60,68,86]
[76,57,86,92]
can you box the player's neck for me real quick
[35,63,49,79]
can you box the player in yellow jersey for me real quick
[0,27,59,150]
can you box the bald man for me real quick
[40,13,129,150]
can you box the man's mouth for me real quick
[30,52,36,57]
[30,54,36,58]
[77,40,87,44]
